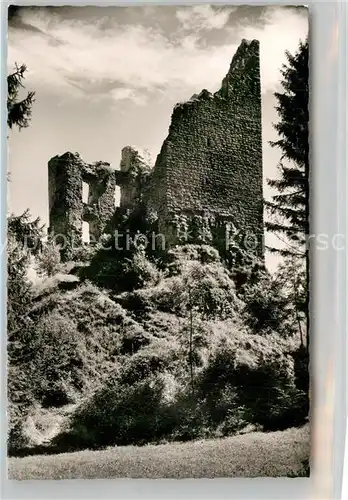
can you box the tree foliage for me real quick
[7,234,33,347]
[275,255,307,346]
[266,39,309,255]
[7,63,35,131]
[7,210,44,255]
[35,240,61,277]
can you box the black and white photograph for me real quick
[7,4,309,479]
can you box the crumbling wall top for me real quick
[49,152,115,182]
[120,146,153,177]
[172,39,260,119]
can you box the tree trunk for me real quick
[188,287,194,396]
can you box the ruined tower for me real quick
[117,146,152,210]
[48,39,263,260]
[48,152,116,259]
[149,39,263,254]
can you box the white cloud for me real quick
[8,7,308,104]
[176,5,231,31]
[236,7,308,93]
[110,87,148,106]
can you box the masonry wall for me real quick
[150,39,263,254]
[119,146,152,211]
[48,153,84,254]
[48,39,264,260]
[48,152,116,259]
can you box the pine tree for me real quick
[266,39,309,256]
[266,39,309,351]
[7,210,44,255]
[7,63,35,131]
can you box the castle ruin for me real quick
[48,39,263,260]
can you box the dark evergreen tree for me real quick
[7,63,35,131]
[8,210,43,252]
[266,39,309,256]
[267,39,309,352]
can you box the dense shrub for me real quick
[198,335,308,432]
[69,244,98,263]
[83,246,161,292]
[60,376,170,449]
[165,245,221,275]
[7,234,33,346]
[28,314,83,406]
[119,351,172,385]
[119,259,242,321]
[242,273,293,334]
[50,322,306,451]
[7,282,129,451]
[7,233,36,451]
[35,241,61,277]
[119,320,152,355]
[8,234,309,454]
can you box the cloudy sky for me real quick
[7,4,308,270]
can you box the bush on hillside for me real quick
[122,249,162,289]
[118,259,242,321]
[35,240,61,277]
[119,350,174,385]
[27,314,83,407]
[7,233,37,452]
[69,244,98,263]
[198,334,308,431]
[9,283,129,413]
[82,245,161,292]
[165,245,221,275]
[242,273,293,334]
[50,323,306,451]
[119,320,152,355]
[57,375,171,449]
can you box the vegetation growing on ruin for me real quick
[7,211,308,455]
[6,39,309,462]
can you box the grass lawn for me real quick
[8,425,310,480]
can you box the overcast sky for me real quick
[7,5,308,271]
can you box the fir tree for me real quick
[7,63,35,131]
[266,39,309,256]
[267,39,309,351]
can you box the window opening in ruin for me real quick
[82,221,90,243]
[82,182,89,204]
[115,186,121,207]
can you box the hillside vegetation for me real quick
[7,213,309,458]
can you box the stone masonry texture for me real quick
[48,39,263,259]
[118,146,152,210]
[48,152,116,259]
[149,39,263,254]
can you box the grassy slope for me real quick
[9,425,309,480]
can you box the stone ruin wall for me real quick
[48,152,116,259]
[48,39,263,260]
[118,146,153,210]
[149,39,263,253]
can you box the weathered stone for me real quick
[118,146,153,210]
[48,39,264,260]
[48,153,116,259]
[149,39,263,254]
